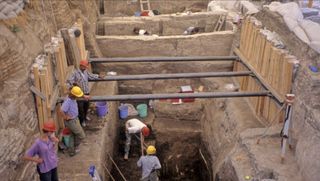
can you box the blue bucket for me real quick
[96,102,108,117]
[119,105,128,119]
[136,104,148,118]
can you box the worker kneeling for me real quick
[137,145,161,181]
[124,118,150,160]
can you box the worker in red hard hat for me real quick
[23,121,60,181]
[67,60,104,127]
[124,118,151,160]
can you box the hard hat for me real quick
[70,86,84,97]
[146,145,156,155]
[43,121,56,132]
[141,126,150,137]
[79,60,89,67]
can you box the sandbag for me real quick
[283,16,299,30]
[265,1,282,11]
[240,1,259,15]
[310,41,320,53]
[292,26,310,44]
[301,8,319,18]
[306,15,320,24]
[276,2,303,20]
[299,19,320,41]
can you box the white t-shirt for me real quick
[126,118,146,133]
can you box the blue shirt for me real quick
[137,155,161,179]
[61,97,78,119]
[26,138,58,173]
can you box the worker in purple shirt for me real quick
[23,121,60,181]
[60,86,88,156]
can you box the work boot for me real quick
[124,153,129,160]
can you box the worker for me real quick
[60,86,88,156]
[124,118,150,160]
[137,145,161,181]
[67,60,103,127]
[183,26,200,35]
[23,121,60,181]
[133,27,150,36]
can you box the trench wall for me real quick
[96,31,234,57]
[255,10,320,181]
[0,1,102,180]
[98,12,229,36]
[103,0,209,17]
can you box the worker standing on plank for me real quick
[137,145,162,181]
[67,60,102,127]
[60,86,88,156]
[23,121,60,181]
[124,118,150,160]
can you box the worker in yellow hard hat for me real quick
[60,86,89,156]
[137,145,161,181]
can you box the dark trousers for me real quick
[37,167,59,181]
[77,99,89,125]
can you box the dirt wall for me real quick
[96,31,234,57]
[0,0,101,180]
[98,12,225,36]
[255,9,320,181]
[103,0,209,17]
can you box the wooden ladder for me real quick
[140,0,151,12]
[214,15,226,32]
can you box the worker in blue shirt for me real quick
[137,145,161,181]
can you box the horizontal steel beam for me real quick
[90,56,238,63]
[59,91,270,102]
[90,71,253,81]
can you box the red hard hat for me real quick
[79,60,89,67]
[141,126,150,137]
[43,121,56,132]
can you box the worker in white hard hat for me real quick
[137,145,161,181]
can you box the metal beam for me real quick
[61,91,270,102]
[90,71,252,81]
[89,56,238,63]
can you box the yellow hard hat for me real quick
[70,86,84,97]
[146,145,156,155]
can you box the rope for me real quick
[102,162,116,181]
[107,152,127,181]
[256,103,286,144]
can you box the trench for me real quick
[110,98,213,181]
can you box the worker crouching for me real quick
[137,145,162,181]
[124,118,150,160]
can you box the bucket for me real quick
[118,105,128,119]
[136,104,148,118]
[62,135,70,147]
[96,102,108,117]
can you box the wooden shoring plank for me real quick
[55,104,65,129]
[252,29,262,70]
[58,38,68,75]
[248,27,259,63]
[240,18,249,52]
[262,96,270,120]
[274,50,286,95]
[39,72,49,120]
[61,28,81,69]
[267,98,278,123]
[54,48,65,94]
[267,47,277,87]
[33,65,44,133]
[261,41,272,79]
[45,54,54,99]
[243,20,253,58]
[234,48,284,103]
[257,33,267,73]
[74,19,86,60]
[245,22,255,61]
[282,56,295,95]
